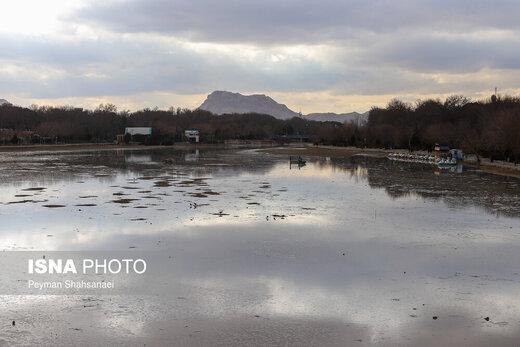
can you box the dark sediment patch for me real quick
[7,199,48,204]
[8,200,35,204]
[121,186,140,190]
[79,195,98,198]
[178,178,209,187]
[212,212,230,216]
[154,181,171,187]
[134,206,148,209]
[75,204,97,207]
[189,193,208,198]
[22,187,46,191]
[302,207,316,210]
[259,185,271,189]
[14,194,32,197]
[94,174,110,177]
[130,219,146,221]
[138,190,153,193]
[203,191,220,195]
[43,204,66,208]
[137,176,158,180]
[113,192,128,196]
[111,198,139,204]
[272,214,286,219]
[247,202,261,205]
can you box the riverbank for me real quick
[259,145,391,158]
[0,143,170,153]
[259,145,520,179]
[0,141,279,153]
[0,143,230,153]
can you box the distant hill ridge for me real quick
[198,91,367,123]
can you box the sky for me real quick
[1,0,520,113]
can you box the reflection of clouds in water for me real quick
[168,270,520,344]
[1,148,520,344]
[260,159,369,182]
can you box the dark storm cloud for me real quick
[74,0,520,44]
[349,32,520,73]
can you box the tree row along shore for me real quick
[0,95,519,163]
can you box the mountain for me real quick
[198,91,367,123]
[199,91,299,120]
[0,99,9,105]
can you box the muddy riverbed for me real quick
[1,147,519,346]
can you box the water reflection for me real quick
[0,148,519,345]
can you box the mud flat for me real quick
[260,145,520,178]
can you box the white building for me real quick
[185,129,199,143]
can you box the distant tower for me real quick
[491,87,498,103]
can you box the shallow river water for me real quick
[1,147,519,346]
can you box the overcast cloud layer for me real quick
[1,0,520,112]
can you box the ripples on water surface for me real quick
[0,148,519,346]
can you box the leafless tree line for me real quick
[1,95,519,162]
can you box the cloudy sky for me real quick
[1,0,520,113]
